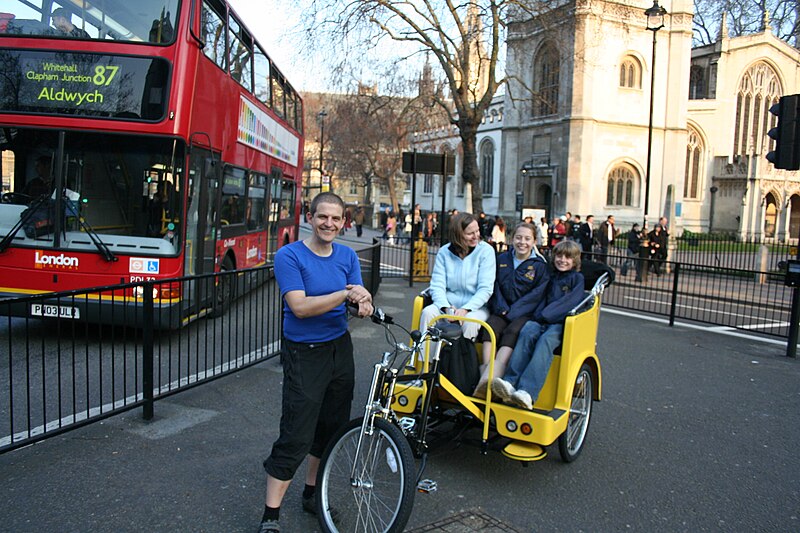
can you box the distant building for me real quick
[502,0,800,238]
[408,0,800,239]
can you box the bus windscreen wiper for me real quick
[67,197,118,263]
[0,194,51,253]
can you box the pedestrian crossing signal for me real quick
[766,94,800,171]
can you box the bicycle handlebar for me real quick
[346,300,394,325]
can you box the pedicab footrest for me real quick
[417,479,438,493]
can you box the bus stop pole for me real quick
[409,151,417,287]
[787,230,800,358]
[440,154,448,247]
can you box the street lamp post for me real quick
[643,0,667,230]
[318,109,328,193]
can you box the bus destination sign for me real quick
[0,49,170,121]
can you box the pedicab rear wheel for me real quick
[317,417,416,533]
[558,363,593,462]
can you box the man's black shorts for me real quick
[263,331,355,481]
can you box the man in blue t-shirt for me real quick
[259,192,373,533]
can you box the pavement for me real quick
[1,267,799,531]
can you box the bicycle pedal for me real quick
[398,417,416,432]
[417,479,437,493]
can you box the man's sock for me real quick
[303,484,316,499]
[262,505,280,522]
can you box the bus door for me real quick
[183,146,220,314]
[266,168,283,262]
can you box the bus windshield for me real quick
[0,128,184,257]
[0,1,179,44]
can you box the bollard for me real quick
[757,245,768,284]
[142,281,154,420]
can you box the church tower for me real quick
[502,0,694,227]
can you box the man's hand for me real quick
[356,300,374,318]
[345,284,372,305]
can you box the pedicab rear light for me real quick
[397,395,409,407]
[520,423,532,435]
[506,420,518,432]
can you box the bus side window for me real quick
[220,167,246,225]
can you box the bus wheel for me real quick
[210,256,234,317]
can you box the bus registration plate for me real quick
[30,304,80,319]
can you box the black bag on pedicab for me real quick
[437,336,479,395]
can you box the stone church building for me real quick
[413,0,800,239]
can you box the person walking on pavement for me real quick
[597,215,617,264]
[386,211,397,245]
[579,215,594,257]
[569,214,582,241]
[648,224,667,275]
[353,206,365,237]
[258,192,374,533]
[549,215,567,249]
[657,217,670,262]
[621,223,643,278]
[538,217,548,251]
[379,207,389,240]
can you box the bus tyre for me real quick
[210,256,234,318]
[558,363,594,463]
[317,417,415,533]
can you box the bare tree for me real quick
[297,0,547,214]
[322,79,446,211]
[693,0,799,46]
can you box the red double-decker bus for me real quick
[0,0,304,323]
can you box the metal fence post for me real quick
[142,282,154,420]
[371,238,382,296]
[668,263,680,327]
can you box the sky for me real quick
[226,0,433,96]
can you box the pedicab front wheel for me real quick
[558,363,594,463]
[317,417,416,533]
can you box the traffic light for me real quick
[766,94,800,171]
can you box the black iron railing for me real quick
[0,265,282,453]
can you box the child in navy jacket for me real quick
[492,240,585,410]
[473,223,549,396]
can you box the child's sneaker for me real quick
[258,519,280,533]
[473,379,488,397]
[491,377,515,403]
[511,390,533,410]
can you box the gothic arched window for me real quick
[606,165,639,207]
[533,44,559,117]
[684,127,704,199]
[480,139,494,196]
[733,62,782,157]
[619,56,641,89]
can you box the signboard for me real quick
[237,96,300,167]
[522,207,546,223]
[0,49,169,120]
[402,152,455,175]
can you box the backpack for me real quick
[437,335,480,395]
[21,199,56,238]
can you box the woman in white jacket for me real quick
[419,212,496,341]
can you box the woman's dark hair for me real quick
[448,212,478,257]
